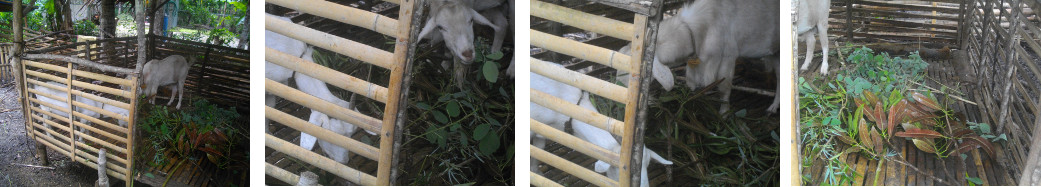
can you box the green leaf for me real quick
[145,173,155,178]
[483,61,499,83]
[432,111,449,124]
[416,102,432,110]
[473,124,491,140]
[479,132,500,155]
[486,51,504,60]
[446,101,461,117]
[966,175,983,185]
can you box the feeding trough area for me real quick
[796,0,1041,185]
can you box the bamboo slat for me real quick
[265,134,377,185]
[266,163,300,185]
[531,58,628,103]
[530,145,619,187]
[265,106,380,160]
[73,140,129,166]
[377,0,420,184]
[619,14,651,187]
[267,0,397,36]
[531,89,625,136]
[531,119,621,167]
[531,29,633,73]
[265,78,383,133]
[265,15,394,70]
[531,0,634,41]
[265,48,390,103]
[531,171,566,187]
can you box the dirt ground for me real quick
[0,84,121,187]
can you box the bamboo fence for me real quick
[959,0,1041,184]
[12,3,144,186]
[529,0,664,186]
[263,0,424,185]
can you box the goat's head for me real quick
[418,1,499,64]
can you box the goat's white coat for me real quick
[797,0,831,75]
[418,0,502,63]
[294,47,373,164]
[139,55,194,109]
[652,0,780,113]
[573,92,673,187]
[530,68,582,174]
[33,81,130,142]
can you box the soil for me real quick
[0,84,132,187]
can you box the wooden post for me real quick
[127,0,147,186]
[846,0,854,42]
[380,0,422,185]
[12,0,49,166]
[622,0,663,185]
[66,62,76,157]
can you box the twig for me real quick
[10,163,54,170]
[732,86,776,97]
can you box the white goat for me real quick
[264,14,302,85]
[530,69,582,174]
[418,0,503,63]
[139,55,195,109]
[647,0,780,113]
[33,81,129,142]
[294,47,374,164]
[797,0,831,74]
[573,92,673,187]
[531,68,674,184]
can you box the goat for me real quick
[32,81,128,142]
[573,92,673,187]
[797,0,831,74]
[418,0,502,63]
[294,47,374,164]
[139,55,195,109]
[530,67,583,174]
[646,0,779,113]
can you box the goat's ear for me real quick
[470,9,499,31]
[417,18,437,41]
[652,58,675,91]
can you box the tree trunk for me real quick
[59,0,73,31]
[100,0,116,61]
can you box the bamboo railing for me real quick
[529,0,664,186]
[264,0,424,185]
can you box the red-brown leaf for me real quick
[951,128,975,138]
[894,129,945,139]
[912,92,942,112]
[964,136,996,157]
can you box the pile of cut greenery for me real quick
[799,46,1004,185]
[138,98,248,186]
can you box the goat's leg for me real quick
[175,82,185,109]
[531,134,547,175]
[800,31,816,71]
[817,22,830,75]
[166,85,177,107]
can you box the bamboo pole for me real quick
[22,54,134,75]
[530,58,628,103]
[69,114,128,143]
[65,62,76,155]
[531,119,621,167]
[266,134,378,185]
[265,48,390,103]
[530,171,565,187]
[380,0,421,184]
[265,106,380,160]
[71,143,129,177]
[26,78,132,114]
[619,15,650,187]
[531,89,625,136]
[24,70,132,99]
[530,0,634,41]
[265,79,383,133]
[531,29,633,73]
[267,0,397,36]
[265,163,300,185]
[74,140,129,167]
[28,114,74,143]
[129,1,147,185]
[265,15,394,70]
[23,60,134,87]
[530,145,619,187]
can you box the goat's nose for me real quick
[462,49,474,59]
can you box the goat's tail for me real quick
[646,148,673,165]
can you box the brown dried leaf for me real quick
[894,129,945,139]
[911,138,937,153]
[859,118,874,150]
[964,136,996,157]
